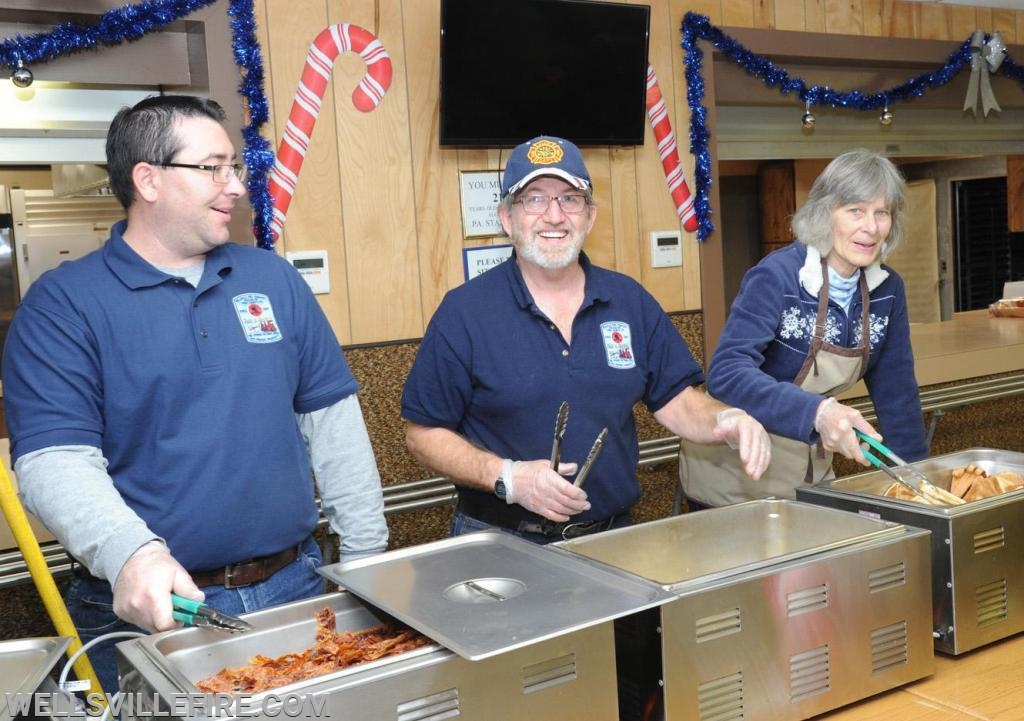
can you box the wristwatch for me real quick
[494,458,513,502]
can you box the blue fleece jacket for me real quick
[707,242,928,461]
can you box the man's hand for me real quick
[713,408,771,480]
[112,541,204,632]
[813,397,878,465]
[505,460,590,522]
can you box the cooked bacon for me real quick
[195,609,431,693]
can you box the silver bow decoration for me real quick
[963,29,1006,117]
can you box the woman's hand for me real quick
[813,397,879,464]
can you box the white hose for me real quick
[57,630,147,721]
[58,630,147,687]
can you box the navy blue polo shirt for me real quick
[402,252,703,527]
[2,221,358,570]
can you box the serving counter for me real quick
[838,310,1024,399]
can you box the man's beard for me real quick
[515,231,584,270]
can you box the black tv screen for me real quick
[439,0,651,147]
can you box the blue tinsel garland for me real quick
[0,0,218,65]
[1,0,276,250]
[4,6,1020,250]
[226,0,275,249]
[681,12,1022,242]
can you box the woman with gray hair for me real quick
[680,148,927,508]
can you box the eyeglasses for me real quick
[152,162,247,184]
[516,193,589,215]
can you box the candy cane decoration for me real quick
[646,64,698,232]
[269,24,392,242]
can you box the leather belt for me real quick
[189,545,300,589]
[518,516,620,541]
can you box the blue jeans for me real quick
[64,536,324,695]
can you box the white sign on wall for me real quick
[458,170,503,238]
[463,244,513,281]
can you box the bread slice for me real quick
[882,482,936,504]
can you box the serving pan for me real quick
[0,637,72,721]
[560,500,934,721]
[118,590,621,720]
[798,448,1024,654]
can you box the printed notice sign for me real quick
[463,244,513,281]
[459,170,503,238]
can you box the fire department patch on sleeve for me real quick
[233,293,283,344]
[600,321,635,369]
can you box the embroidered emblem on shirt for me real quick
[601,321,635,369]
[233,293,283,344]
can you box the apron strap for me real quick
[794,258,832,386]
[856,269,871,368]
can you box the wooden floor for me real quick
[813,633,1024,720]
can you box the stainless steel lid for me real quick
[0,637,72,720]
[319,530,675,660]
[559,499,905,590]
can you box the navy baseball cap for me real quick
[500,136,592,198]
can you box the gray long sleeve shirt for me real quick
[15,393,388,586]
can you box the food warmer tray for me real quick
[118,530,676,721]
[559,499,934,721]
[797,447,1024,655]
[1,637,71,721]
[119,592,620,721]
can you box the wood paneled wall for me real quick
[254,0,1024,345]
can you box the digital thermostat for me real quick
[286,250,330,294]
[650,231,682,268]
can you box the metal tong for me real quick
[573,428,608,488]
[549,401,608,489]
[550,401,569,469]
[171,592,253,632]
[854,430,965,505]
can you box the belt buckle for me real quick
[537,519,561,537]
[562,517,614,540]
[223,560,261,589]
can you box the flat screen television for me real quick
[439,0,651,147]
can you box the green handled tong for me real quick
[171,592,253,632]
[854,429,964,505]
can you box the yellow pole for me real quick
[0,462,105,697]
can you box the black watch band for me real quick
[494,458,512,502]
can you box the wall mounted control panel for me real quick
[650,231,682,268]
[286,250,330,294]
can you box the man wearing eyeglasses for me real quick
[402,136,770,544]
[2,95,386,692]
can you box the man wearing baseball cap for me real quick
[401,136,770,542]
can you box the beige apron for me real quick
[680,259,871,506]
